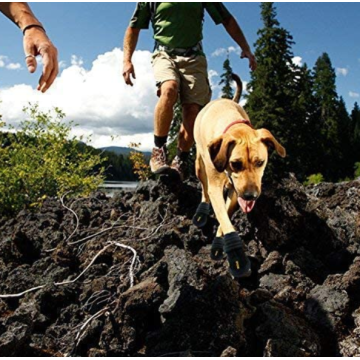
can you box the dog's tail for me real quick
[231,73,242,103]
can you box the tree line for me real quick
[99,149,138,182]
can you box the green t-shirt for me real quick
[129,2,232,48]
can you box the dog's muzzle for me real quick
[225,170,258,213]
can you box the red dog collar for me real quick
[223,119,254,134]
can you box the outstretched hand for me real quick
[123,61,136,86]
[23,27,58,93]
[241,49,257,71]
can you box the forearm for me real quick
[223,16,251,53]
[0,2,42,30]
[123,27,140,63]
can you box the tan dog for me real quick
[193,74,286,278]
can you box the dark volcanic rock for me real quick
[255,301,321,356]
[148,246,252,356]
[305,285,350,329]
[0,175,359,356]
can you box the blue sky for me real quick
[0,2,359,149]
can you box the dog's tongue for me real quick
[238,197,256,213]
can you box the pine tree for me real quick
[336,97,353,178]
[245,2,299,180]
[312,53,342,180]
[351,102,360,163]
[219,55,234,99]
[291,63,322,180]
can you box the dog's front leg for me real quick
[208,179,235,235]
[216,187,238,238]
[208,174,251,278]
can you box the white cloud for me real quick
[211,46,240,57]
[59,60,67,69]
[70,55,84,67]
[336,67,348,76]
[292,56,303,67]
[0,48,159,151]
[0,55,7,68]
[211,48,227,57]
[240,98,247,107]
[0,48,236,152]
[349,91,359,98]
[208,69,219,90]
[0,55,23,71]
[6,63,22,70]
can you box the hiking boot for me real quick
[150,146,170,174]
[170,155,188,180]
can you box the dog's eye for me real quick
[255,160,265,168]
[230,161,243,171]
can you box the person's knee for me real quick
[160,81,178,104]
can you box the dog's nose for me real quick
[242,191,259,201]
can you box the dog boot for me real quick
[192,202,211,228]
[224,232,252,278]
[211,237,224,261]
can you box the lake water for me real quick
[98,181,139,197]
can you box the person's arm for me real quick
[0,2,58,92]
[122,3,150,86]
[0,2,41,29]
[122,27,140,87]
[222,15,257,71]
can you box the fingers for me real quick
[240,50,257,71]
[249,56,257,71]
[37,46,58,92]
[122,63,136,86]
[123,71,135,86]
[23,38,37,73]
[23,28,58,93]
[38,45,58,92]
[125,72,133,86]
[25,55,37,73]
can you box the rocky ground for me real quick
[0,174,360,357]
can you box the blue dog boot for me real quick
[224,232,251,278]
[211,237,224,261]
[192,202,211,228]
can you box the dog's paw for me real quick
[192,202,211,228]
[211,237,224,261]
[224,232,252,278]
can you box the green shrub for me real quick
[354,162,360,178]
[303,173,324,186]
[0,104,106,216]
[128,142,152,181]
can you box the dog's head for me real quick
[208,128,286,213]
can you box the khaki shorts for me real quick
[151,51,212,107]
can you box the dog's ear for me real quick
[258,129,286,158]
[208,134,236,172]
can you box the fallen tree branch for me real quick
[60,191,80,244]
[0,241,138,298]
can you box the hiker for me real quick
[0,2,58,92]
[123,2,257,180]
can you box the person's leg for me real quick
[178,103,201,152]
[150,80,179,173]
[151,52,180,173]
[171,55,211,179]
[154,80,179,138]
